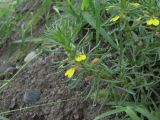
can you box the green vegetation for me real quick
[1,0,160,119]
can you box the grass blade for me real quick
[94,107,125,120]
[135,106,159,120]
[125,106,140,120]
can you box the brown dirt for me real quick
[0,49,112,120]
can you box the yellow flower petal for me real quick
[65,68,76,78]
[80,54,87,60]
[75,54,87,62]
[75,57,81,62]
[146,19,153,26]
[152,18,159,26]
[110,15,120,22]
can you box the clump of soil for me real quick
[0,52,110,120]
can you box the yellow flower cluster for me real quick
[146,18,160,26]
[110,15,160,27]
[65,53,87,78]
[108,2,160,28]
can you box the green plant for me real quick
[95,105,160,120]
[46,0,160,119]
[0,1,16,39]
[1,0,160,119]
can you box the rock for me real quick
[0,64,17,80]
[24,51,37,63]
[23,89,41,103]
[9,98,16,110]
[0,64,16,73]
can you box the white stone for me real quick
[24,51,37,63]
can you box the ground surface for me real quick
[0,47,111,120]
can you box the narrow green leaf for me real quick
[135,107,159,120]
[94,0,101,44]
[155,108,160,119]
[25,0,52,33]
[114,86,135,95]
[94,107,125,120]
[82,12,118,49]
[81,0,90,11]
[125,106,140,120]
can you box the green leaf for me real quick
[94,107,125,120]
[135,106,159,120]
[125,106,140,120]
[81,0,90,11]
[94,0,101,44]
[155,108,160,119]
[0,9,3,17]
[25,0,52,33]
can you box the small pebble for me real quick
[23,89,41,103]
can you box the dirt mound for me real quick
[0,53,110,120]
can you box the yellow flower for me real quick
[146,18,160,26]
[152,19,160,26]
[129,2,141,7]
[75,53,87,62]
[110,15,120,22]
[146,19,153,26]
[65,67,76,78]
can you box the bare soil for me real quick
[0,47,111,120]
